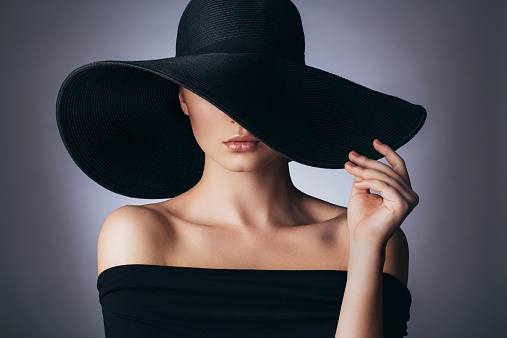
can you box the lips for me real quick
[224,134,260,143]
[224,141,259,151]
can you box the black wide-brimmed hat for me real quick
[56,0,426,199]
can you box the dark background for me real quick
[1,1,506,337]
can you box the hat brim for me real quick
[57,52,426,198]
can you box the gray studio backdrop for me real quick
[2,1,506,337]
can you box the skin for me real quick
[169,86,307,232]
[336,141,419,337]
[97,86,418,337]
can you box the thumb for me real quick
[350,171,370,198]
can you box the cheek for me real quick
[188,110,225,148]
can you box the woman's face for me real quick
[178,86,287,171]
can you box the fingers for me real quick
[352,179,411,214]
[345,140,419,207]
[346,149,411,192]
[345,161,416,204]
[345,161,367,198]
[347,141,412,191]
[373,139,412,187]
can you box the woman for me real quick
[57,0,425,337]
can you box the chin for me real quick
[217,152,281,172]
[223,156,270,172]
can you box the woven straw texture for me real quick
[56,0,426,198]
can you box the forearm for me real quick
[335,239,386,338]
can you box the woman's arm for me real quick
[335,238,386,337]
[334,139,418,337]
[335,227,409,338]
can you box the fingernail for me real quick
[351,151,360,157]
[375,139,383,145]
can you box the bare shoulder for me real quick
[298,190,347,222]
[97,204,172,276]
[383,227,409,287]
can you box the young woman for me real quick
[57,1,426,337]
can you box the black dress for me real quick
[97,264,411,337]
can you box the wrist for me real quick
[349,234,387,254]
[348,237,386,270]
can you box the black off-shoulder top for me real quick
[97,264,411,337]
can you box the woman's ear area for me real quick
[178,86,189,116]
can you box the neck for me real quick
[180,154,307,232]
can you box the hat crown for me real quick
[176,0,305,63]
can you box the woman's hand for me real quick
[344,139,419,247]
